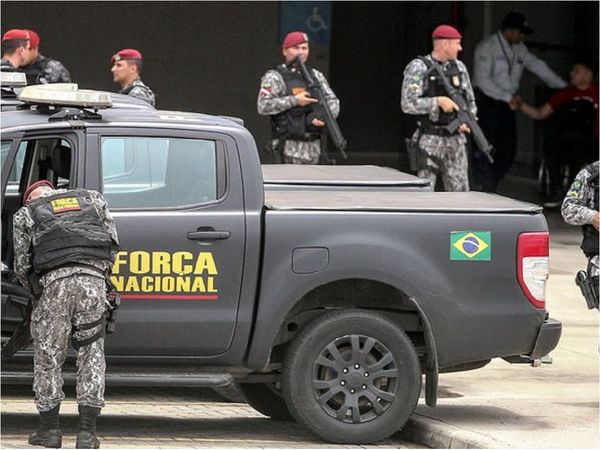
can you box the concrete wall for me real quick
[2,1,597,175]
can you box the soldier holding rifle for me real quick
[257,31,341,164]
[402,25,480,191]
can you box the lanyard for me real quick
[496,32,515,75]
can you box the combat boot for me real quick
[28,405,62,448]
[75,405,101,449]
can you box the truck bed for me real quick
[265,190,543,213]
[262,165,432,191]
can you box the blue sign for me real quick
[279,1,332,45]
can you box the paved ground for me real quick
[0,385,423,448]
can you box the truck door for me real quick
[86,129,245,356]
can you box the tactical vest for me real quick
[581,165,599,257]
[29,189,116,274]
[417,56,464,129]
[271,64,322,142]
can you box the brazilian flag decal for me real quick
[450,231,491,261]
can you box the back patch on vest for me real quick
[50,197,81,213]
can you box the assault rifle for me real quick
[428,62,495,163]
[288,55,348,161]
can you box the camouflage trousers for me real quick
[30,274,106,412]
[415,131,469,192]
[282,139,321,164]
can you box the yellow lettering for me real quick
[191,277,206,292]
[111,275,124,291]
[125,276,140,292]
[176,276,191,292]
[130,251,150,274]
[194,252,217,275]
[162,276,175,293]
[112,251,128,275]
[140,276,154,292]
[207,276,217,293]
[172,251,193,275]
[152,252,170,275]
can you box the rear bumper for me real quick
[528,317,562,359]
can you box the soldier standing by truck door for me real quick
[257,31,340,164]
[13,180,119,449]
[401,25,477,191]
[561,161,599,310]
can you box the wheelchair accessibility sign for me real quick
[279,1,332,45]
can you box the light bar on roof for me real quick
[0,71,27,87]
[18,84,113,108]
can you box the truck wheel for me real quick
[237,382,294,421]
[282,309,421,444]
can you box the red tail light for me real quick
[517,232,549,309]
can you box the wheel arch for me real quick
[246,277,439,406]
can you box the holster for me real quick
[575,270,599,310]
[405,131,427,172]
[28,272,42,299]
[265,139,283,164]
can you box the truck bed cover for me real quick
[262,164,430,187]
[265,190,543,213]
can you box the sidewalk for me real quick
[399,201,599,448]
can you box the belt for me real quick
[418,123,454,137]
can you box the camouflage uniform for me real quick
[23,54,71,84]
[401,55,477,191]
[13,189,119,412]
[120,78,155,106]
[257,65,339,164]
[561,161,599,278]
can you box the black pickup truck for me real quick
[1,85,561,444]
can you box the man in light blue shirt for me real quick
[472,12,567,192]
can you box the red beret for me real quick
[24,29,40,49]
[282,31,309,49]
[111,48,143,64]
[432,25,462,40]
[23,180,54,204]
[2,29,30,43]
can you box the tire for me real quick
[237,382,294,421]
[212,384,246,403]
[282,309,421,444]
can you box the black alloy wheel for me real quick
[282,309,421,444]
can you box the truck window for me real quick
[1,140,27,187]
[101,136,218,209]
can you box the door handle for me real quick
[187,230,231,241]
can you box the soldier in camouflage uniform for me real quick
[401,25,477,191]
[111,48,155,106]
[257,31,339,164]
[561,161,599,307]
[19,30,71,85]
[13,180,119,448]
[1,29,32,72]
